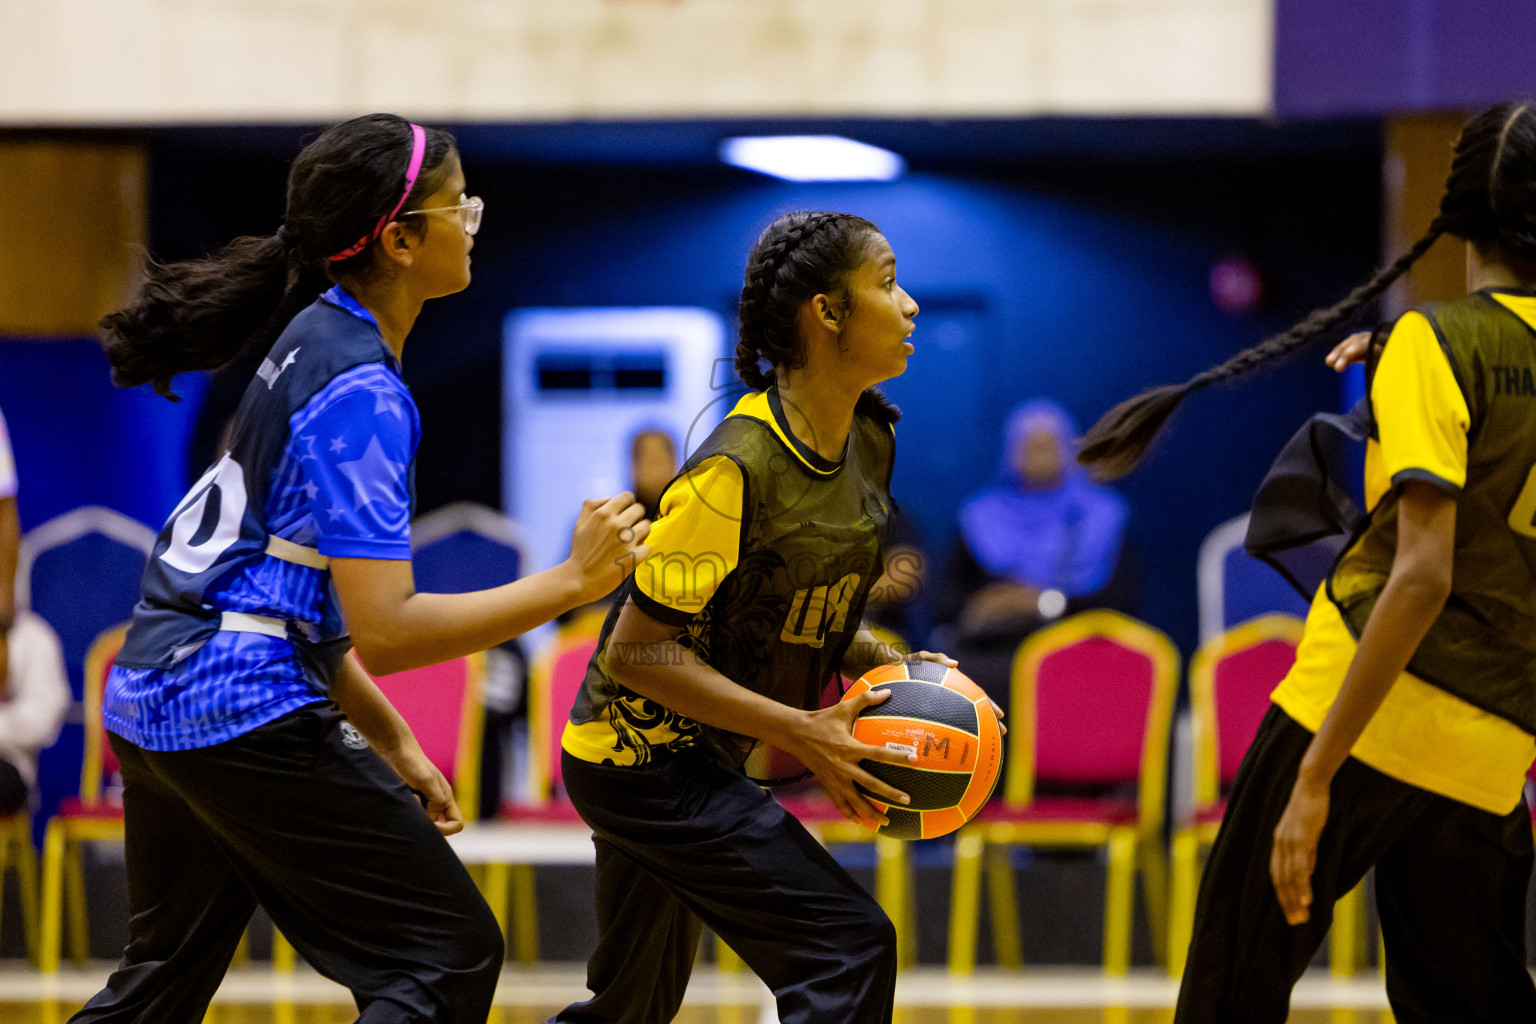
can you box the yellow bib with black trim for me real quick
[563,388,896,767]
[1332,290,1536,734]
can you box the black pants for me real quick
[1177,706,1536,1023]
[69,705,503,1024]
[554,748,897,1024]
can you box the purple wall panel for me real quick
[1276,0,1536,116]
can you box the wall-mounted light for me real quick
[719,135,905,182]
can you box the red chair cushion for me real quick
[98,645,124,779]
[546,640,599,792]
[498,800,587,825]
[373,659,471,781]
[1213,639,1295,784]
[1035,638,1153,786]
[975,796,1139,826]
[57,797,124,820]
[1194,800,1228,826]
[775,794,849,824]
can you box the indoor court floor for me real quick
[0,964,1401,1023]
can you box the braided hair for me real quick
[1079,100,1536,479]
[101,114,457,399]
[735,210,900,423]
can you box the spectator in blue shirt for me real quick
[934,400,1130,711]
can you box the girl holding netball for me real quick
[1082,101,1536,1022]
[552,211,997,1024]
[74,114,648,1024]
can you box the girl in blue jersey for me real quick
[72,114,649,1024]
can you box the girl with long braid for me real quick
[550,210,998,1024]
[73,114,648,1024]
[1082,101,1536,1022]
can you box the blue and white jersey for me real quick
[107,286,419,751]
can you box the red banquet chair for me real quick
[948,610,1179,976]
[527,616,604,806]
[461,616,604,964]
[1168,614,1302,977]
[373,652,486,820]
[269,650,485,972]
[39,623,128,973]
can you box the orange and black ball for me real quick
[843,660,1003,839]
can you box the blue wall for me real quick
[392,149,1378,656]
[0,339,205,836]
[8,121,1379,668]
[0,339,204,533]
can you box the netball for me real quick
[844,660,1003,839]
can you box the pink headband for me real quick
[330,123,427,262]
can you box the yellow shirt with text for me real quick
[1270,304,1536,815]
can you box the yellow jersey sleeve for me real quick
[1370,311,1470,498]
[631,455,744,625]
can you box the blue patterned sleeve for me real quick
[299,385,419,560]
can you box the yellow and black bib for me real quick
[1332,289,1536,733]
[563,388,897,768]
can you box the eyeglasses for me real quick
[400,195,484,236]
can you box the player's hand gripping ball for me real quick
[842,661,1003,839]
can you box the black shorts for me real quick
[552,747,897,1024]
[69,704,503,1024]
[1176,706,1536,1024]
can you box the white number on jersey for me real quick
[160,453,250,574]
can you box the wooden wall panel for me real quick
[0,141,146,338]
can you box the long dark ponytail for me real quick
[1079,100,1536,478]
[101,113,456,399]
[735,209,901,424]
